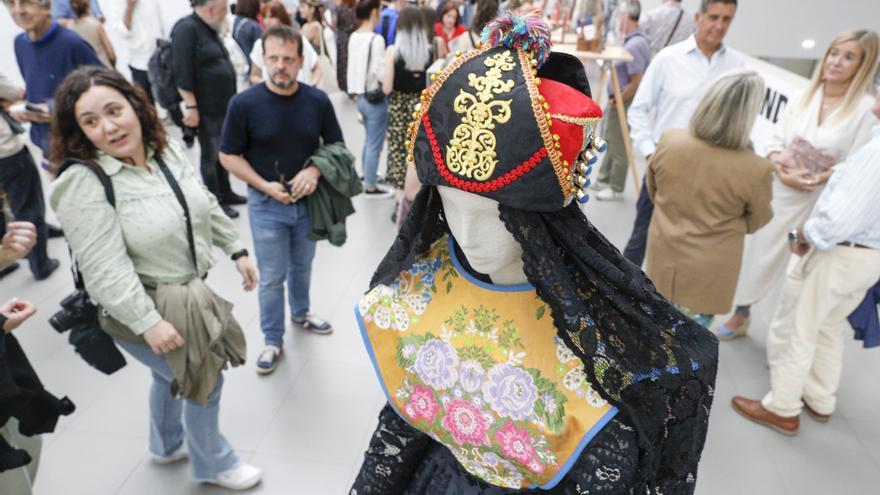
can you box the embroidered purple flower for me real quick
[494,422,539,468]
[459,359,486,393]
[441,399,491,446]
[405,384,440,423]
[482,363,538,420]
[414,339,459,389]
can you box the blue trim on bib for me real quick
[447,236,535,293]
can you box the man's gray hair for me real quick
[700,0,737,13]
[625,0,641,21]
[190,0,221,6]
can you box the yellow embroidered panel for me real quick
[446,50,516,182]
[356,235,617,489]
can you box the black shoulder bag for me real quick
[54,158,127,375]
[54,156,198,374]
[364,34,386,104]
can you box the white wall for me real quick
[639,0,879,60]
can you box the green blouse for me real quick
[50,140,244,335]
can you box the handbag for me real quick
[54,158,127,375]
[317,28,340,94]
[364,34,386,104]
[54,155,199,373]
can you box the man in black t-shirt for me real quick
[219,25,344,375]
[171,0,245,218]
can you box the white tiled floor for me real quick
[5,92,880,495]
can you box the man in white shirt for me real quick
[640,0,696,54]
[122,0,190,105]
[622,0,743,266]
[732,90,880,436]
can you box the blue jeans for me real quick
[356,94,388,188]
[622,176,654,267]
[115,339,238,481]
[248,187,316,346]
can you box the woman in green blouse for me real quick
[48,67,261,491]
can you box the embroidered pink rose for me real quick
[405,384,440,423]
[494,422,539,468]
[441,399,491,446]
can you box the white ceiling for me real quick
[640,0,879,60]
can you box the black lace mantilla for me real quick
[354,187,719,494]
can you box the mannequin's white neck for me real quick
[484,257,528,285]
[438,186,529,287]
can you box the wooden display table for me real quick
[552,44,640,194]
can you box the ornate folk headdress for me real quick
[407,12,607,211]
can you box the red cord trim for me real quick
[423,115,547,193]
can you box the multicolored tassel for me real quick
[480,10,552,68]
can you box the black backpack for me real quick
[147,38,181,111]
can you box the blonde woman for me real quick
[720,29,880,339]
[645,69,773,328]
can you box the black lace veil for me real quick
[370,186,719,494]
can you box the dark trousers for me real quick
[0,148,51,276]
[197,115,232,199]
[130,66,154,105]
[622,176,654,267]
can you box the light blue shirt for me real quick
[627,35,745,158]
[804,124,880,250]
[52,0,103,20]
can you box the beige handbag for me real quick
[316,29,340,94]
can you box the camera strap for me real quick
[155,157,198,274]
[57,158,117,292]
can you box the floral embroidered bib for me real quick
[356,235,618,489]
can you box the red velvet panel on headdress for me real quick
[539,79,603,178]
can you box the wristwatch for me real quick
[231,249,249,261]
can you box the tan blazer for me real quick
[645,129,773,314]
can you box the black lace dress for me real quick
[351,187,719,495]
[352,405,639,494]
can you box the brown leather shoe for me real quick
[803,401,831,423]
[731,396,799,436]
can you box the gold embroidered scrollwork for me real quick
[446,51,516,181]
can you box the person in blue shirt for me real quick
[51,0,103,21]
[6,0,103,161]
[375,0,408,45]
[219,26,343,375]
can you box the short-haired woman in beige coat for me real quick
[645,69,773,328]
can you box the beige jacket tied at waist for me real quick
[100,277,247,404]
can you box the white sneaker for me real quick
[589,180,608,191]
[595,188,623,201]
[208,463,263,491]
[151,443,189,465]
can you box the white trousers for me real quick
[762,246,880,418]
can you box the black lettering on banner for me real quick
[774,94,788,123]
[761,88,789,124]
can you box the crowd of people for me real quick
[0,0,878,493]
[591,0,880,439]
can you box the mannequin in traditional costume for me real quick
[351,12,719,495]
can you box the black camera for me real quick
[50,290,98,333]
[51,290,126,375]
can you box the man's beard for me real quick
[270,72,296,89]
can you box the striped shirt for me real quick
[804,124,880,250]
